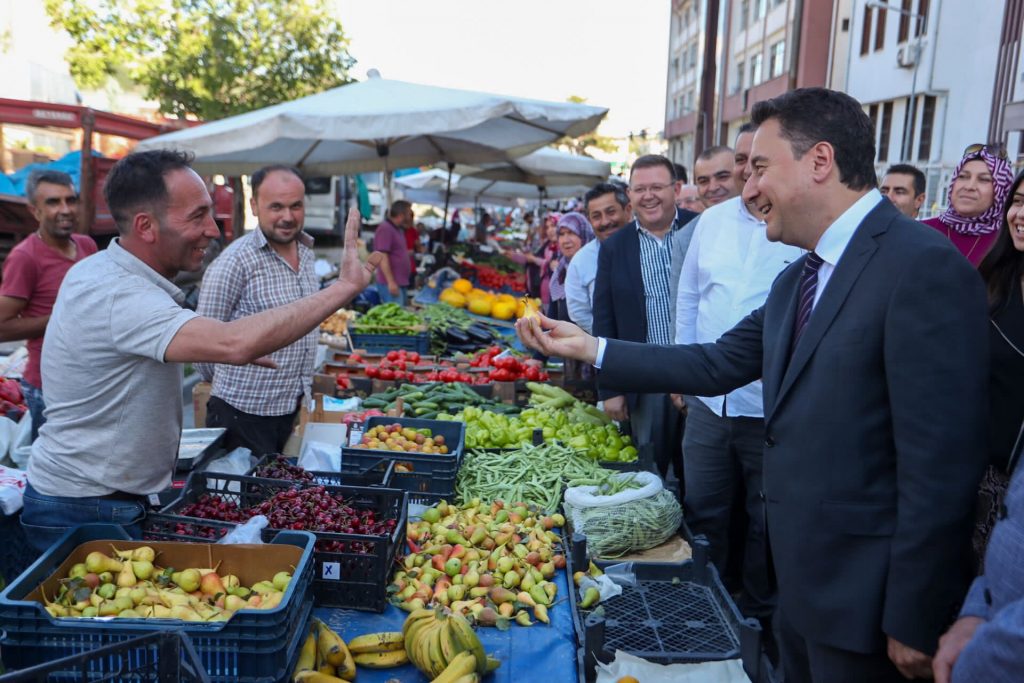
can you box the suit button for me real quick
[998,503,1008,520]
[764,436,775,448]
[984,589,993,605]
[759,490,766,501]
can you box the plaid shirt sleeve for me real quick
[194,249,246,382]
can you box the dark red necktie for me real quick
[791,251,824,354]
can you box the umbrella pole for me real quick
[442,162,454,245]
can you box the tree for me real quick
[45,0,356,120]
[557,95,618,157]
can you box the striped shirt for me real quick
[637,218,682,345]
[196,229,319,416]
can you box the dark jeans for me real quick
[19,379,45,442]
[682,397,775,619]
[21,482,146,554]
[778,608,905,683]
[205,395,299,457]
[630,393,684,498]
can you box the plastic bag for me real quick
[205,447,254,493]
[578,574,624,603]
[596,651,751,683]
[8,413,31,468]
[0,464,27,515]
[565,472,682,559]
[219,515,268,544]
[298,439,341,472]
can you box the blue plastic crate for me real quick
[0,525,316,683]
[0,512,39,591]
[349,332,430,355]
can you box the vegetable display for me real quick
[422,303,502,356]
[354,423,449,454]
[455,443,639,513]
[361,382,520,419]
[352,303,423,335]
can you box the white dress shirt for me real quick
[595,189,886,370]
[674,197,803,417]
[564,239,600,333]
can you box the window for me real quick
[916,0,929,37]
[774,0,785,6]
[860,5,873,55]
[897,0,912,42]
[878,102,893,162]
[753,0,767,21]
[905,96,919,160]
[769,40,786,78]
[739,0,749,29]
[750,54,763,86]
[868,104,879,138]
[917,95,936,160]
[689,42,698,69]
[874,6,887,51]
[735,60,745,92]
[673,56,680,77]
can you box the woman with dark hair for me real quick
[923,144,1014,266]
[932,169,1024,683]
[508,212,560,305]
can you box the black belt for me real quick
[98,491,149,505]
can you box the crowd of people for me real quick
[516,87,1024,683]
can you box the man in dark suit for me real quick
[592,155,697,483]
[517,88,988,683]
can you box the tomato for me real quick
[365,366,379,378]
[524,366,541,381]
[379,368,395,380]
[386,351,399,361]
[408,352,420,364]
[395,360,407,371]
[336,375,351,388]
[349,353,363,364]
[490,368,512,382]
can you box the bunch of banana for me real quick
[347,630,409,668]
[403,608,501,681]
[291,619,356,682]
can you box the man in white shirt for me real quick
[674,129,803,621]
[565,182,631,333]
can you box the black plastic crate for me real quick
[247,454,395,488]
[145,472,407,612]
[0,630,211,683]
[349,332,430,355]
[343,416,465,477]
[567,534,765,683]
[389,466,456,508]
[0,525,315,683]
[0,513,39,592]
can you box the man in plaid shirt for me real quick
[196,165,319,455]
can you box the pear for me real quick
[224,594,247,612]
[115,587,133,600]
[229,586,251,599]
[97,600,120,617]
[152,605,172,618]
[97,583,116,600]
[89,592,104,608]
[272,571,291,592]
[132,546,156,562]
[170,605,201,622]
[200,572,226,597]
[98,572,113,584]
[85,551,122,574]
[131,560,154,581]
[221,574,240,590]
[81,606,99,618]
[114,596,134,612]
[159,591,192,608]
[259,591,283,610]
[129,588,148,606]
[251,580,276,594]
[117,609,140,618]
[115,562,137,588]
[68,563,88,579]
[172,568,201,593]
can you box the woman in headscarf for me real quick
[507,212,561,304]
[548,211,596,321]
[923,144,1014,267]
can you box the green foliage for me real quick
[44,0,356,120]
[558,94,618,156]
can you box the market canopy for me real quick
[134,72,608,177]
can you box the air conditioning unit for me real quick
[897,45,919,69]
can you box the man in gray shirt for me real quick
[22,150,381,552]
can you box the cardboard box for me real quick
[24,538,304,607]
[191,381,211,427]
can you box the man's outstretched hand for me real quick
[338,207,384,292]
[515,312,600,365]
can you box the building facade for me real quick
[665,0,711,169]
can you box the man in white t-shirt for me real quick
[22,150,382,552]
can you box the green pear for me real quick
[98,572,113,584]
[115,562,137,588]
[97,583,116,600]
[272,572,291,592]
[131,560,154,581]
[85,552,122,574]
[173,568,201,593]
[81,606,98,618]
[68,563,88,579]
[117,609,140,618]
[97,600,120,617]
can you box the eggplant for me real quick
[445,327,471,344]
[465,324,495,343]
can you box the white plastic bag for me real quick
[205,447,254,493]
[8,413,32,468]
[0,464,27,515]
[596,651,751,683]
[218,515,267,544]
[564,471,663,509]
[298,440,341,472]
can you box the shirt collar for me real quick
[814,189,883,267]
[106,238,187,305]
[634,212,682,240]
[252,226,314,251]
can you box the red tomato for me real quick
[379,368,395,380]
[365,366,379,378]
[386,351,400,361]
[408,352,420,364]
[524,366,541,381]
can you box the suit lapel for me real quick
[625,224,646,328]
[763,267,801,419]
[769,205,893,419]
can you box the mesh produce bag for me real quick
[564,472,683,558]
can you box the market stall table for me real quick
[315,566,578,682]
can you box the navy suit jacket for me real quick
[592,206,697,402]
[598,199,989,655]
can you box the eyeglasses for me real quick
[629,183,672,195]
[964,143,1008,159]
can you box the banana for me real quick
[451,676,480,683]
[447,612,488,675]
[293,673,345,683]
[430,651,478,683]
[352,649,409,668]
[316,620,356,681]
[402,607,437,638]
[485,655,502,672]
[405,613,438,668]
[317,664,336,676]
[426,619,449,678]
[292,628,317,680]
[347,631,404,654]
[439,617,463,664]
[411,619,440,674]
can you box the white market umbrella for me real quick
[135,72,608,180]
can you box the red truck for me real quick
[0,97,237,275]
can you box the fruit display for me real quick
[456,444,640,513]
[37,546,291,620]
[361,382,520,419]
[354,423,449,454]
[390,499,565,628]
[439,279,539,321]
[320,309,357,337]
[463,346,549,382]
[292,619,358,681]
[252,456,316,483]
[176,486,397,553]
[402,608,501,680]
[352,303,423,335]
[422,303,503,354]
[362,349,427,382]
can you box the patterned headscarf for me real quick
[550,212,596,302]
[939,147,1014,236]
